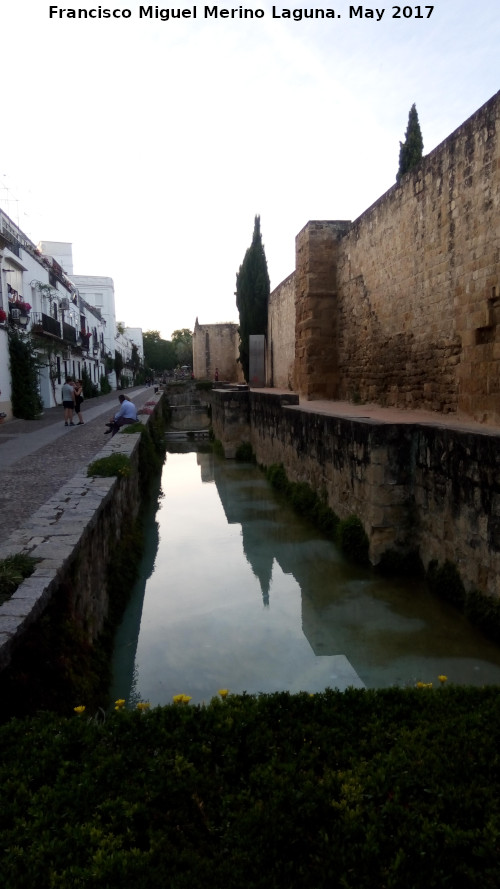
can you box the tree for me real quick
[397,103,424,181]
[235,215,270,382]
[143,330,177,373]
[171,329,193,366]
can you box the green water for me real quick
[110,447,500,706]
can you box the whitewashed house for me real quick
[0,212,107,416]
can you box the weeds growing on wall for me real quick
[0,554,38,605]
[235,441,255,462]
[337,515,370,565]
[87,453,132,478]
[266,463,342,544]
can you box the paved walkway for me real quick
[0,388,155,540]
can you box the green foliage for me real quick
[266,464,340,539]
[235,441,255,462]
[266,462,290,494]
[99,374,112,394]
[171,328,193,366]
[81,367,99,399]
[143,330,177,373]
[121,422,145,434]
[114,350,124,379]
[397,102,424,181]
[212,438,225,458]
[337,515,370,564]
[236,215,270,381]
[427,559,466,608]
[87,454,132,478]
[2,687,500,888]
[0,554,38,604]
[7,330,43,419]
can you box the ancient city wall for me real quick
[336,91,500,420]
[193,320,242,382]
[266,272,296,389]
[210,390,500,599]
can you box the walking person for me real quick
[104,394,138,437]
[62,377,76,427]
[73,379,84,425]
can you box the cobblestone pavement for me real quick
[0,388,155,540]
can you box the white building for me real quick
[0,210,107,417]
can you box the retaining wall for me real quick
[211,390,500,598]
[0,394,164,671]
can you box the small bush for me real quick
[99,375,112,394]
[337,515,370,564]
[427,559,466,608]
[0,554,38,604]
[235,441,254,462]
[266,463,290,494]
[87,454,132,478]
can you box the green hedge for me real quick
[1,686,500,888]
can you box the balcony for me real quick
[62,321,77,344]
[31,312,62,338]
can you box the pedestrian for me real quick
[62,377,76,426]
[104,394,138,437]
[214,367,219,382]
[73,379,84,425]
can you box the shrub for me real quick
[87,454,132,478]
[266,462,290,494]
[235,441,254,462]
[427,559,466,608]
[99,374,112,394]
[337,515,370,564]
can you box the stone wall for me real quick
[294,221,350,400]
[336,91,499,419]
[211,390,500,599]
[264,91,500,423]
[266,272,296,390]
[192,319,243,382]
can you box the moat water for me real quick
[110,445,500,707]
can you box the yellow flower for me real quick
[136,701,151,711]
[74,705,86,714]
[438,675,448,683]
[218,689,229,699]
[416,682,425,688]
[173,694,192,705]
[115,699,126,708]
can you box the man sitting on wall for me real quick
[104,394,138,437]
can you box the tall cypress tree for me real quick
[235,215,270,382]
[397,103,424,181]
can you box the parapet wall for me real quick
[211,390,500,598]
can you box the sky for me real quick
[2,1,498,340]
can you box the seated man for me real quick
[104,394,138,437]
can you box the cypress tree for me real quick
[235,215,270,382]
[397,103,424,181]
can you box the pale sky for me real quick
[2,1,498,339]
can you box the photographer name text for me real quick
[47,5,435,21]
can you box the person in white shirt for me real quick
[104,394,138,437]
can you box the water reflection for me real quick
[110,447,500,706]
